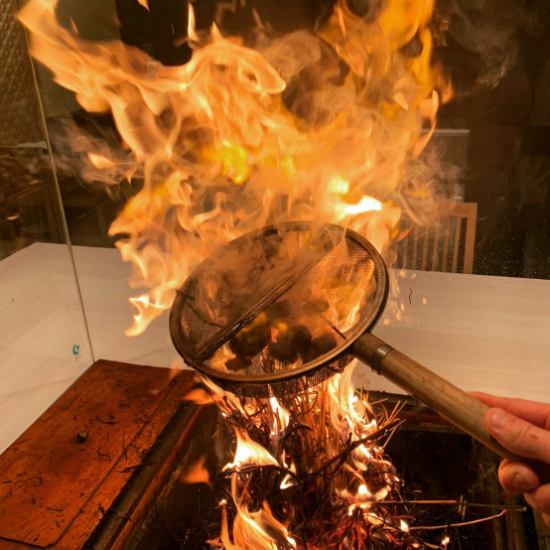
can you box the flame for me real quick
[335,195,383,217]
[19,2,449,546]
[87,152,115,170]
[279,473,296,491]
[181,456,210,485]
[182,387,215,405]
[187,3,198,43]
[223,429,279,472]
[221,423,296,549]
[221,500,296,550]
[269,397,290,436]
[18,0,449,337]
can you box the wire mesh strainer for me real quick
[170,221,387,396]
[169,220,550,479]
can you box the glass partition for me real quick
[0,0,93,452]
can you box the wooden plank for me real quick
[431,222,440,271]
[400,234,408,270]
[463,202,478,274]
[421,228,429,271]
[59,377,200,549]
[451,218,461,273]
[0,360,197,548]
[441,217,451,272]
[411,226,419,269]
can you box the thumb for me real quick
[486,408,550,463]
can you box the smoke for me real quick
[47,116,141,199]
[436,0,547,94]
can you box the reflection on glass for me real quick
[24,1,550,281]
[0,0,92,452]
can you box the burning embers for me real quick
[188,367,419,549]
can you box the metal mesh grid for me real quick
[170,222,388,397]
[0,0,43,146]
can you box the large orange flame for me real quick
[19,0,448,336]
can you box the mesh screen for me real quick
[170,222,387,396]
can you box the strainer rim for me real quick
[169,220,389,386]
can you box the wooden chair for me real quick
[396,201,478,274]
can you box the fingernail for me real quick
[488,408,511,431]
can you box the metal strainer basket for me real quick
[169,220,550,478]
[170,221,387,397]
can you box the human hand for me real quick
[473,392,550,526]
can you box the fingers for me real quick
[476,395,550,522]
[473,392,550,429]
[525,484,550,515]
[498,460,540,495]
[485,408,550,463]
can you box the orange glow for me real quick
[223,429,279,472]
[18,0,448,337]
[181,456,210,485]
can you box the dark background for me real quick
[2,0,550,279]
[110,0,550,278]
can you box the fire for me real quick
[87,152,115,170]
[268,397,290,437]
[220,500,297,550]
[18,0,448,337]
[181,456,210,485]
[202,363,412,548]
[19,0,450,547]
[223,429,279,472]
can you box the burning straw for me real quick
[183,365,523,550]
[190,364,417,549]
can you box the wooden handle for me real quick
[353,333,550,484]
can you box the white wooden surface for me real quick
[364,269,550,401]
[72,245,177,367]
[73,244,550,403]
[0,244,92,453]
[1,242,550,452]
